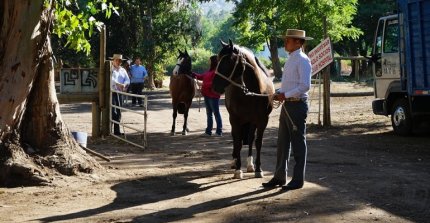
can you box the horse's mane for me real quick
[236,46,275,94]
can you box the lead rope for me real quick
[195,79,202,112]
[216,51,298,131]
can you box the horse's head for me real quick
[173,49,192,76]
[212,39,242,94]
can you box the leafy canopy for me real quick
[47,0,118,55]
[233,0,362,50]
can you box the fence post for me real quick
[92,101,101,137]
[101,61,111,136]
[355,59,360,82]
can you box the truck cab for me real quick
[371,0,430,135]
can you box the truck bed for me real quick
[399,0,430,95]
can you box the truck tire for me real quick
[391,99,413,136]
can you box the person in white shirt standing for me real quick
[262,29,313,191]
[111,54,130,135]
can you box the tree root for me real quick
[0,138,101,187]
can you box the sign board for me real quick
[60,68,98,93]
[308,38,333,75]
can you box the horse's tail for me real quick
[177,102,186,114]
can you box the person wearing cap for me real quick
[262,29,312,191]
[111,54,130,135]
[129,57,148,107]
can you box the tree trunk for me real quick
[143,0,156,89]
[0,0,100,186]
[268,36,283,79]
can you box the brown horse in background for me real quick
[169,50,195,135]
[212,40,275,179]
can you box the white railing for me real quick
[110,89,148,150]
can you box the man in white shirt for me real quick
[263,29,312,191]
[111,54,130,135]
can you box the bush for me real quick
[257,56,287,70]
[190,48,213,73]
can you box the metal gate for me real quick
[110,89,148,149]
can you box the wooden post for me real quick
[98,26,110,136]
[355,59,360,82]
[102,61,111,136]
[323,16,332,126]
[92,101,100,137]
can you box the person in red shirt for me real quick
[192,55,223,136]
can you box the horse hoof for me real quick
[255,171,264,178]
[182,131,187,135]
[170,132,175,136]
[233,170,243,179]
[230,159,237,169]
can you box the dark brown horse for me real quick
[170,50,195,135]
[212,40,275,179]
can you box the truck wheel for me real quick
[391,99,413,136]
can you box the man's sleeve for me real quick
[111,72,117,89]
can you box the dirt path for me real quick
[1,83,429,223]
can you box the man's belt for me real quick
[285,97,306,102]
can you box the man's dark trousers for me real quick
[273,100,308,184]
[130,82,144,105]
[112,92,122,134]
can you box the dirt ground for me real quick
[1,82,430,223]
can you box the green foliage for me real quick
[190,48,213,73]
[336,0,396,56]
[233,0,362,49]
[50,0,118,55]
[199,9,239,53]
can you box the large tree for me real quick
[0,0,113,185]
[232,0,362,78]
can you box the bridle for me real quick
[214,51,271,97]
[215,49,297,131]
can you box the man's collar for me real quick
[289,48,302,56]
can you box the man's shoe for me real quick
[262,178,286,188]
[281,181,303,191]
[114,132,124,136]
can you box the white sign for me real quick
[308,38,333,75]
[60,68,98,93]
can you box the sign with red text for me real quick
[308,38,333,76]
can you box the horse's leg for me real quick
[247,125,257,173]
[171,105,178,136]
[182,106,189,135]
[231,123,243,179]
[254,122,268,178]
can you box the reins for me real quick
[214,50,281,108]
[215,49,297,131]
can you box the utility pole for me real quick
[322,16,331,126]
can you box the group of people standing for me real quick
[110,28,312,191]
[110,55,148,135]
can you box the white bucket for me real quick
[71,131,87,148]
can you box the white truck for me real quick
[371,0,430,135]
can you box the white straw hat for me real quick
[109,54,126,60]
[279,29,313,40]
